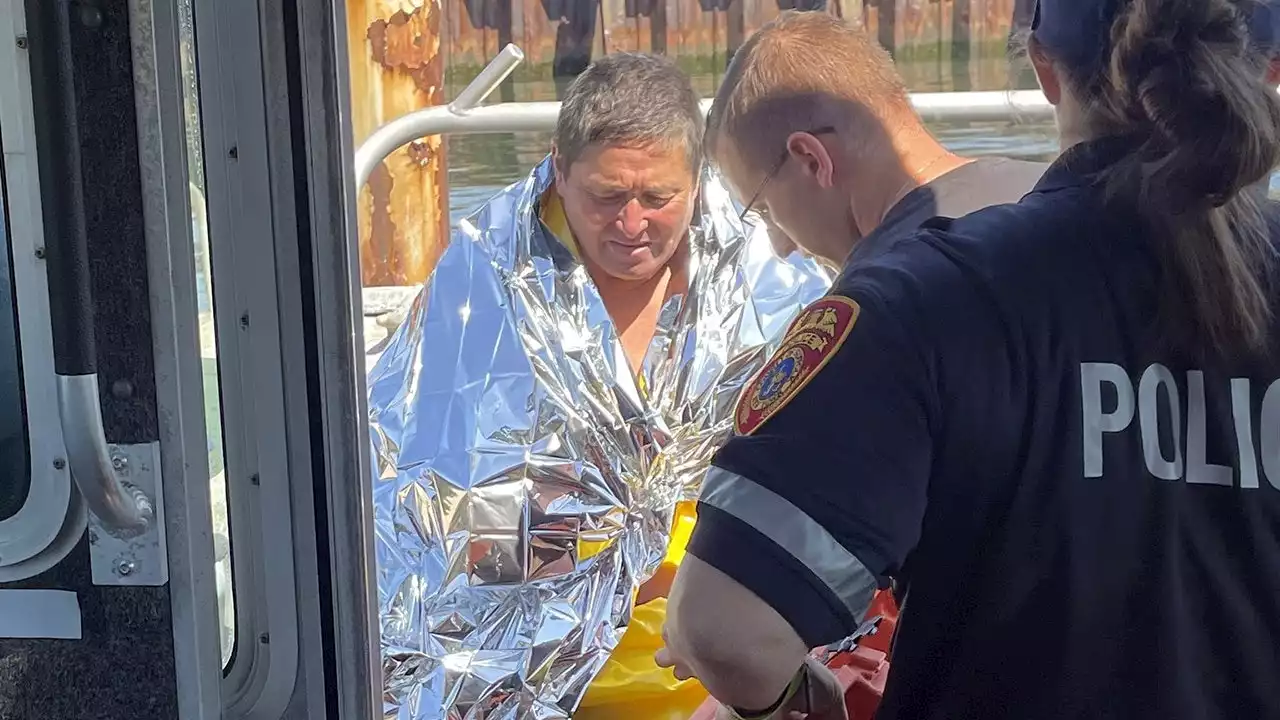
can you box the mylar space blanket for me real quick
[369,156,832,719]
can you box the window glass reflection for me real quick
[175,0,235,669]
[0,151,30,522]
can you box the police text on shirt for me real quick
[1081,363,1280,487]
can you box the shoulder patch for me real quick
[734,295,860,436]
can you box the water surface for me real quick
[446,118,1063,223]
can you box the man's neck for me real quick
[588,252,688,373]
[592,268,670,311]
[853,131,970,237]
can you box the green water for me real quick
[442,58,1060,223]
[445,117,1062,223]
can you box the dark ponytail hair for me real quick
[1050,0,1280,355]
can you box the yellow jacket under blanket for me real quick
[575,501,709,720]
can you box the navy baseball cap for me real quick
[1029,0,1118,76]
[1031,0,1280,75]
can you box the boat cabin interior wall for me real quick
[0,0,375,717]
[0,0,177,717]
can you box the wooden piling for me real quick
[949,0,969,91]
[348,0,450,288]
[876,0,896,57]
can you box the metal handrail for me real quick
[28,0,153,536]
[354,44,1055,189]
[58,376,154,533]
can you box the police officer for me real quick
[658,1,1280,718]
[699,9,1049,677]
[707,11,1047,268]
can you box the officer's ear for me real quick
[785,131,836,189]
[1027,37,1063,106]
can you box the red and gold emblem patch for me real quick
[734,295,860,435]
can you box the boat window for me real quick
[176,0,236,670]
[0,150,29,523]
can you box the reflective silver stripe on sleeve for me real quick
[699,466,877,621]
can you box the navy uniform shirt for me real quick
[688,137,1280,719]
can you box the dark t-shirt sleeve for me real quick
[688,264,942,648]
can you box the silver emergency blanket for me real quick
[369,156,832,720]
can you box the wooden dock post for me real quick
[951,0,971,91]
[347,0,450,288]
[876,0,896,57]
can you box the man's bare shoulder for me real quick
[932,156,1050,212]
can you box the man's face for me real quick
[554,143,697,283]
[714,135,858,265]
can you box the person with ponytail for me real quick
[657,1,1280,718]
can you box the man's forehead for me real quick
[571,143,694,190]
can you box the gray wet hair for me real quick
[553,52,703,177]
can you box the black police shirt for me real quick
[688,137,1280,719]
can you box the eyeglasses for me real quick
[737,126,837,222]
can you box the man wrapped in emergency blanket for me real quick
[368,52,838,720]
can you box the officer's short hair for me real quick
[705,11,914,172]
[553,53,703,177]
